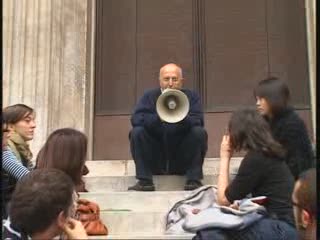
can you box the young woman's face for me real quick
[10,112,36,141]
[256,97,272,116]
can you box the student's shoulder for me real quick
[243,150,275,166]
[3,148,16,157]
[281,108,305,126]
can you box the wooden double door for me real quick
[94,0,311,160]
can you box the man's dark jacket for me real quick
[130,88,204,136]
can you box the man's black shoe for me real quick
[184,180,203,191]
[128,180,155,191]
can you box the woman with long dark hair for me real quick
[194,109,298,239]
[36,128,89,192]
[254,77,314,179]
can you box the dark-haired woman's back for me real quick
[226,150,295,226]
[268,107,314,179]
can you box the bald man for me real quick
[128,63,208,191]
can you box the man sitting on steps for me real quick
[128,63,208,191]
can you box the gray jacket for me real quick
[165,185,266,233]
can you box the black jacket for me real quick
[268,107,314,179]
[226,150,295,227]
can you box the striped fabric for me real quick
[2,150,30,180]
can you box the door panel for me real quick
[136,0,196,97]
[94,0,311,160]
[94,115,131,160]
[95,0,137,115]
[267,0,310,107]
[204,0,269,111]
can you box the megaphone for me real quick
[156,89,190,123]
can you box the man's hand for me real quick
[63,218,88,240]
[220,134,233,160]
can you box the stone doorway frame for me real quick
[85,0,96,161]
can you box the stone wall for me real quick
[3,0,89,158]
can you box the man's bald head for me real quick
[292,168,316,239]
[159,63,184,90]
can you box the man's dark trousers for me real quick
[129,126,208,182]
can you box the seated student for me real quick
[2,118,30,180]
[3,168,87,240]
[2,118,30,219]
[35,128,108,236]
[2,104,35,218]
[36,128,89,192]
[2,118,30,221]
[254,77,314,179]
[194,109,298,240]
[3,104,36,167]
[292,168,316,240]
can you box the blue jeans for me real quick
[193,218,298,240]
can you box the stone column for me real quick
[3,0,88,159]
[305,0,316,141]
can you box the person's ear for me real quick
[57,211,68,229]
[179,78,184,87]
[301,209,311,228]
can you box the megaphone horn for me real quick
[156,89,190,123]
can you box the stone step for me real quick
[81,192,197,238]
[79,191,191,211]
[98,210,172,235]
[89,234,194,239]
[81,159,242,238]
[83,158,241,191]
[85,158,243,177]
[84,174,233,192]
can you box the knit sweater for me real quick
[268,107,314,179]
[2,149,30,180]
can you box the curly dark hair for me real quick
[9,169,74,237]
[228,108,286,158]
